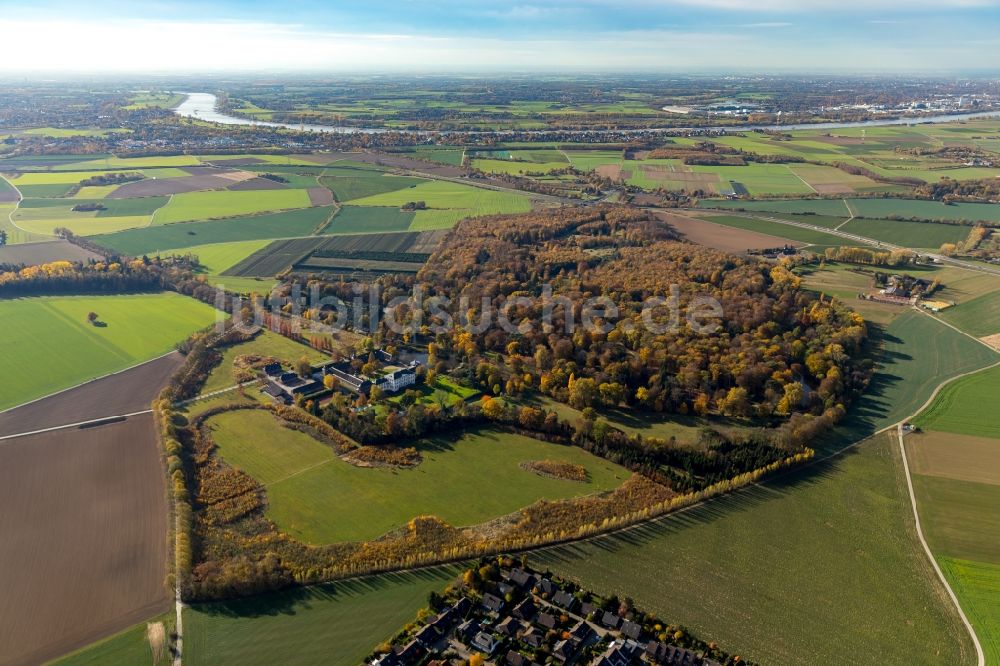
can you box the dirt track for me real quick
[0,240,101,266]
[0,352,183,437]
[0,414,171,665]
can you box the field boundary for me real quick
[695,208,1000,277]
[0,350,179,417]
[0,409,152,443]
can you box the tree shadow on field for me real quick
[534,445,862,568]
[193,564,465,620]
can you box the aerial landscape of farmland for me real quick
[1,2,1000,666]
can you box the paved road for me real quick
[699,208,1000,277]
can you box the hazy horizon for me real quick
[1,0,998,74]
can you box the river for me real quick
[174,92,1000,136]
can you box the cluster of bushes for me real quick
[78,171,143,187]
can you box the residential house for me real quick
[481,592,505,614]
[620,620,642,640]
[496,616,523,638]
[601,611,622,630]
[471,631,499,655]
[522,627,544,649]
[536,612,558,630]
[553,639,576,663]
[512,597,537,621]
[552,590,579,612]
[507,568,536,590]
[414,624,438,647]
[568,621,593,644]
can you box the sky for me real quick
[0,0,998,73]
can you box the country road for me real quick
[698,208,1000,277]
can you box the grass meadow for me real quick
[536,433,973,666]
[0,293,218,411]
[839,218,968,248]
[89,206,333,256]
[198,330,325,396]
[207,411,630,544]
[183,567,461,666]
[939,291,1000,338]
[348,180,532,226]
[154,190,312,225]
[51,612,175,666]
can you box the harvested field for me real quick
[657,212,799,253]
[906,431,1000,486]
[594,164,622,179]
[0,352,183,437]
[212,170,256,183]
[982,333,1000,351]
[0,239,100,265]
[228,177,288,191]
[226,230,445,277]
[0,414,170,666]
[0,175,19,202]
[352,151,466,178]
[201,157,267,166]
[307,186,335,206]
[108,176,231,198]
[294,256,422,274]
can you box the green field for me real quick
[0,204,51,244]
[167,240,277,293]
[348,180,532,226]
[12,212,152,237]
[908,346,1000,665]
[914,364,1000,438]
[472,158,567,175]
[199,330,325,395]
[911,475,1000,564]
[0,293,219,411]
[14,127,130,139]
[207,412,630,544]
[154,190,313,225]
[940,291,1000,338]
[11,171,121,186]
[320,173,426,202]
[89,206,334,256]
[855,311,1000,433]
[403,146,465,166]
[702,198,1000,223]
[840,218,968,248]
[696,214,846,247]
[691,163,815,196]
[387,374,481,406]
[324,206,415,234]
[940,557,1000,665]
[50,612,174,666]
[15,183,75,198]
[536,433,972,665]
[183,567,460,666]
